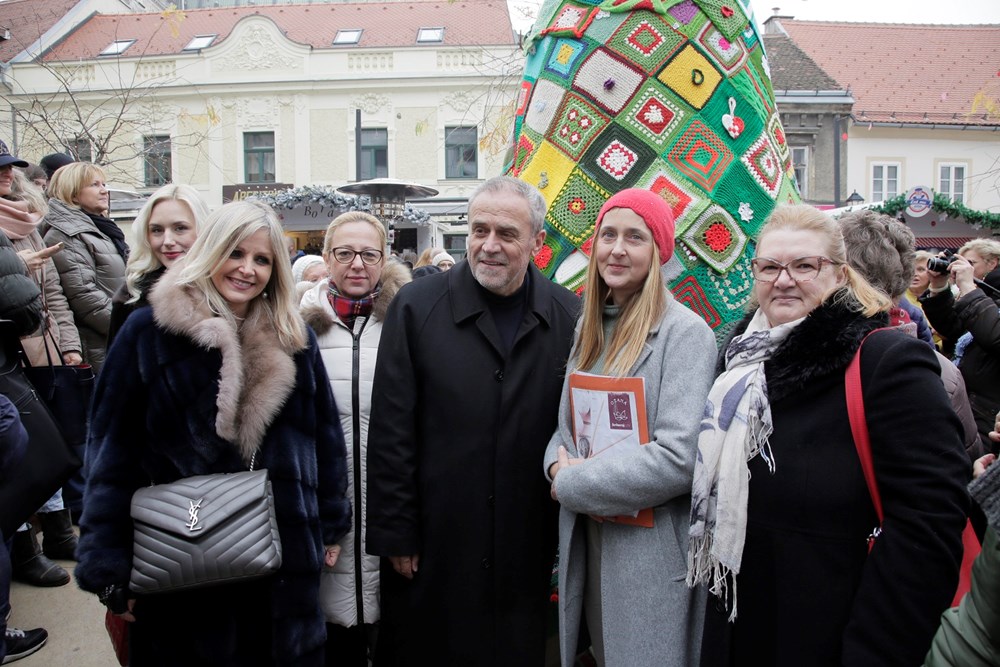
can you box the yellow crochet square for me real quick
[656,45,722,110]
[519,140,576,209]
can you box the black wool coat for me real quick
[365,261,579,666]
[75,272,351,667]
[921,266,1000,451]
[702,298,970,667]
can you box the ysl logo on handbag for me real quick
[185,498,205,532]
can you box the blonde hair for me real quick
[124,184,209,303]
[9,170,48,216]
[176,200,306,350]
[575,241,667,377]
[958,238,1000,264]
[757,205,891,317]
[413,246,444,268]
[914,250,935,265]
[47,162,107,212]
[322,211,387,255]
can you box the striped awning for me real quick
[914,237,974,250]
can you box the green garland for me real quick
[249,184,431,225]
[870,194,1000,231]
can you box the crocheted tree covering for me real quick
[506,0,801,342]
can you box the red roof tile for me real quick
[778,20,1000,126]
[0,0,82,63]
[42,0,516,61]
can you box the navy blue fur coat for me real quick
[75,269,351,666]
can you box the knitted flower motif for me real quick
[704,222,733,253]
[535,244,554,269]
[567,197,587,214]
[580,236,594,256]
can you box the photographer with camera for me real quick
[921,240,1000,454]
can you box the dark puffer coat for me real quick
[0,228,41,335]
[702,298,970,667]
[75,269,351,666]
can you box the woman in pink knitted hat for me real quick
[543,188,717,666]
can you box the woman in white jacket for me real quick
[300,211,410,666]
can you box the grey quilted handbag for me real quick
[129,468,282,594]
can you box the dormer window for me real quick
[183,34,217,51]
[99,39,136,56]
[416,27,444,43]
[333,29,363,45]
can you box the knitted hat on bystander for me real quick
[594,189,675,265]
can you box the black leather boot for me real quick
[11,525,70,587]
[38,509,78,561]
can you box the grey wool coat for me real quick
[543,295,716,667]
[41,198,125,373]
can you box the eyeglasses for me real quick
[750,256,839,283]
[331,247,383,266]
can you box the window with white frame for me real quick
[143,135,171,187]
[791,146,809,199]
[417,27,444,43]
[939,163,966,204]
[333,29,363,45]
[445,126,478,179]
[183,35,217,51]
[244,132,275,183]
[871,162,900,202]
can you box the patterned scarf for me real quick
[687,309,801,620]
[327,281,379,331]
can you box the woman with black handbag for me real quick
[75,200,351,666]
[0,156,84,587]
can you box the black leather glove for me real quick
[98,585,131,615]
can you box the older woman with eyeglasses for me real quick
[689,205,970,667]
[299,211,410,666]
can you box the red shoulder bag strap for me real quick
[845,330,885,552]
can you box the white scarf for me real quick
[686,309,802,619]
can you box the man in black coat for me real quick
[366,176,580,666]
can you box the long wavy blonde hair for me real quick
[175,200,306,350]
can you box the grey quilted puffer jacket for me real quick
[42,198,125,373]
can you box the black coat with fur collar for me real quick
[703,298,969,667]
[76,271,351,666]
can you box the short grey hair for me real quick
[958,238,1000,264]
[468,176,546,235]
[839,209,916,299]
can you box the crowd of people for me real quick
[0,136,995,666]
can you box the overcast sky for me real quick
[508,0,1000,33]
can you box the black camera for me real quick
[926,252,957,274]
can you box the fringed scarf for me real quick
[327,281,380,331]
[687,309,801,620]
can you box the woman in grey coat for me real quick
[545,189,716,667]
[42,162,126,373]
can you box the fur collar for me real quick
[727,294,889,403]
[148,267,301,462]
[300,261,410,336]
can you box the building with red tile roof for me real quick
[3,0,520,254]
[767,16,1000,243]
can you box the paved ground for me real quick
[9,558,118,666]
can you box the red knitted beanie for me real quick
[594,189,675,265]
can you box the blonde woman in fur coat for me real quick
[300,211,410,666]
[75,201,351,666]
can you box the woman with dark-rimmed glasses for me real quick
[299,211,410,666]
[689,204,969,667]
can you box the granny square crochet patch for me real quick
[542,5,600,39]
[549,93,611,159]
[741,134,783,199]
[622,83,686,147]
[524,78,568,136]
[696,22,748,74]
[549,170,611,245]
[680,203,748,274]
[546,38,590,80]
[657,44,722,110]
[573,48,646,114]
[665,119,733,194]
[581,125,657,191]
[508,0,800,340]
[606,12,685,74]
